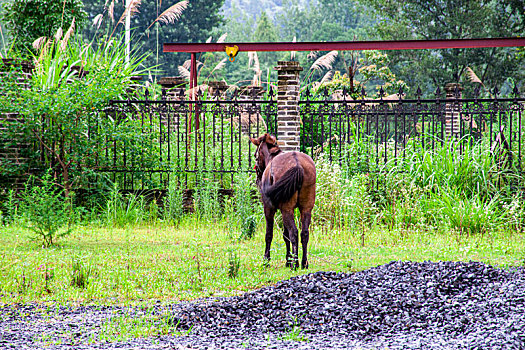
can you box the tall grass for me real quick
[311,137,523,235]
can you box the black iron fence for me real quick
[300,88,525,173]
[105,89,277,190]
[101,87,524,190]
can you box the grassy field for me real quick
[1,218,524,306]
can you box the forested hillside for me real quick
[1,0,522,95]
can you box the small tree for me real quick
[20,171,73,247]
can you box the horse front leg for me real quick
[263,205,276,263]
[300,210,312,269]
[282,210,299,270]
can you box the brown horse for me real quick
[250,134,316,269]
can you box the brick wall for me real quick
[275,61,302,152]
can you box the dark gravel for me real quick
[1,261,524,349]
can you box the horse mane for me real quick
[262,165,304,208]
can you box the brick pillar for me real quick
[275,61,302,152]
[445,83,463,137]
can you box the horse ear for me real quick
[250,137,260,146]
[265,134,277,145]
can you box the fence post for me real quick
[275,61,303,152]
[445,83,463,137]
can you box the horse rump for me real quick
[262,166,304,208]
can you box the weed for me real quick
[227,249,241,278]
[37,263,54,294]
[0,189,18,225]
[70,256,92,289]
[101,182,149,227]
[279,317,308,342]
[16,273,31,294]
[193,174,220,221]
[239,215,257,240]
[164,177,185,224]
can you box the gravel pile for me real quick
[1,261,524,349]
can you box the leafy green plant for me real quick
[19,171,73,247]
[0,30,155,196]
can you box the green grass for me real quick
[1,217,524,306]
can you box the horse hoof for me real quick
[301,263,309,269]
[285,262,291,268]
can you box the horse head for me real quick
[249,134,281,183]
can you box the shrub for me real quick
[19,171,73,247]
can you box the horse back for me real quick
[271,152,315,185]
[261,151,316,209]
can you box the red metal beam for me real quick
[164,37,525,53]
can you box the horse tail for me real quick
[262,166,304,208]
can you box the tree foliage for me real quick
[361,0,525,94]
[0,33,157,195]
[82,0,224,77]
[1,0,87,57]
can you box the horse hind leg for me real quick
[282,227,291,268]
[281,210,299,270]
[263,206,276,263]
[300,210,312,269]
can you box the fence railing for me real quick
[100,89,524,190]
[105,91,277,190]
[300,92,524,173]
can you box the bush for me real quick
[19,171,74,247]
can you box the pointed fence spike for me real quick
[305,87,311,99]
[513,84,519,96]
[435,86,441,97]
[493,86,499,97]
[361,86,366,97]
[379,86,385,98]
[416,86,422,98]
